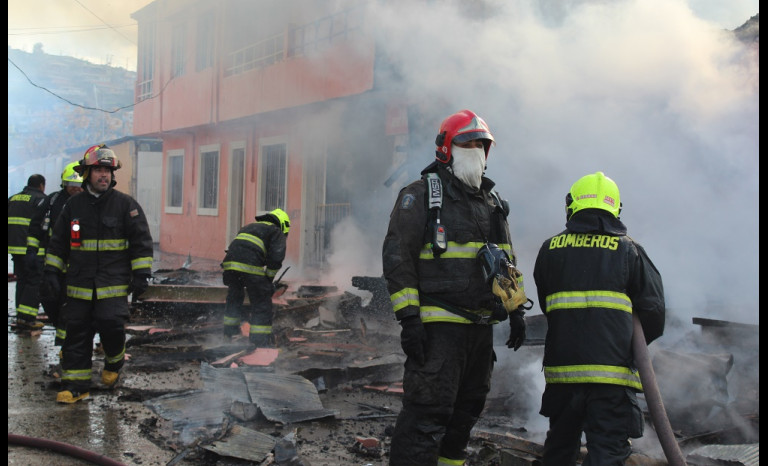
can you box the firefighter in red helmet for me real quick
[383,110,531,465]
[44,144,154,403]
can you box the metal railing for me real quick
[225,32,285,77]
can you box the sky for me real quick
[7,0,154,71]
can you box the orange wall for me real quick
[158,125,305,266]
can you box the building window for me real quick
[259,142,287,211]
[197,144,220,215]
[136,21,156,101]
[196,13,214,71]
[172,23,186,78]
[165,150,184,214]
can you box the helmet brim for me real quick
[453,131,495,145]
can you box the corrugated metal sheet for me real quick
[243,372,339,424]
[201,424,276,463]
[687,443,759,466]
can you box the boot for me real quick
[16,319,44,330]
[224,324,240,338]
[250,333,275,348]
[56,390,89,404]
[101,370,120,388]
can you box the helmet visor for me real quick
[453,131,494,145]
[85,148,118,166]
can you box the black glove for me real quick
[42,271,62,301]
[506,310,527,351]
[399,316,427,365]
[129,273,151,298]
[23,250,39,272]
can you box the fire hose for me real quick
[632,314,687,466]
[9,433,127,466]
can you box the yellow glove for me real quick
[492,262,530,313]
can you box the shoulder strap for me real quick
[423,173,447,255]
[425,173,442,210]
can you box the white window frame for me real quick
[165,149,184,214]
[257,137,288,212]
[227,141,247,242]
[197,143,220,216]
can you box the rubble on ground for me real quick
[107,264,759,465]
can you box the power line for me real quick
[8,24,136,36]
[72,0,136,45]
[7,56,174,113]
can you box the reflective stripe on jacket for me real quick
[222,221,286,278]
[44,186,154,300]
[382,164,514,323]
[8,186,46,255]
[533,210,665,391]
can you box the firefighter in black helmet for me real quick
[8,173,46,329]
[382,110,530,465]
[44,144,154,403]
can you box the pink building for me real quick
[130,0,436,275]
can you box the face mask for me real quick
[451,145,486,190]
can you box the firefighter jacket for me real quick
[26,189,71,257]
[382,163,515,324]
[532,209,665,391]
[44,184,154,300]
[8,186,47,255]
[221,220,286,279]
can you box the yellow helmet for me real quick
[270,208,291,235]
[566,171,622,219]
[61,161,84,187]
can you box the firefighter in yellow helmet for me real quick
[533,172,666,464]
[221,208,290,347]
[25,162,84,347]
[44,144,154,403]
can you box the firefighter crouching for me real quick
[221,208,290,348]
[44,144,154,404]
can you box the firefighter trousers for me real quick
[389,322,495,466]
[13,254,41,323]
[60,296,130,393]
[539,383,644,466]
[223,271,274,345]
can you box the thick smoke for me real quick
[321,0,758,444]
[325,0,758,331]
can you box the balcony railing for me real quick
[225,32,285,77]
[224,5,363,78]
[136,79,153,102]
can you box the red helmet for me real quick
[74,144,121,175]
[434,109,495,164]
